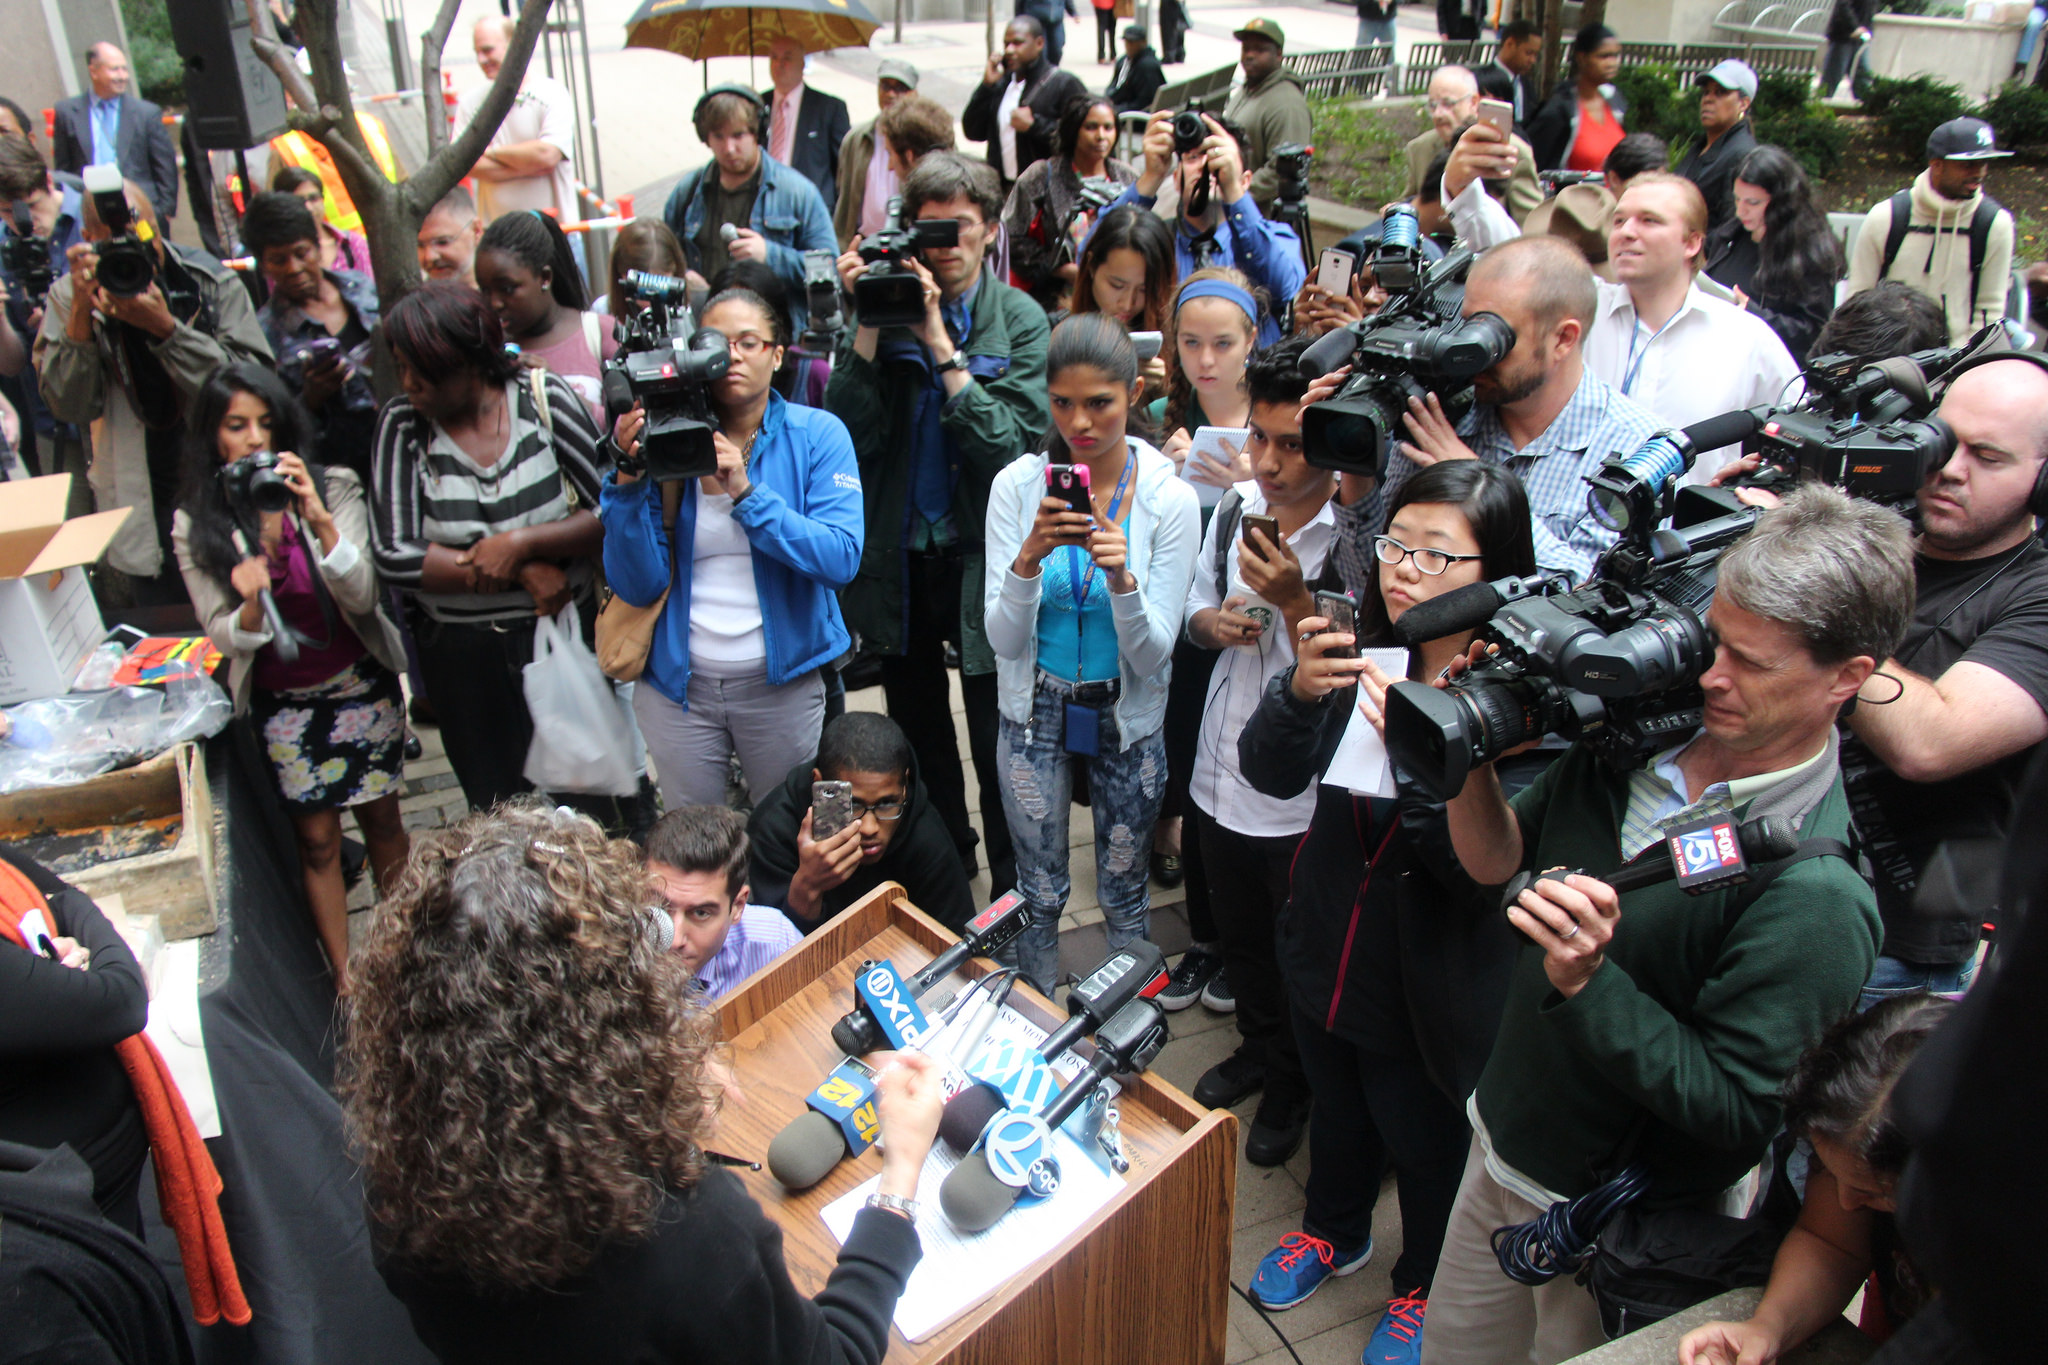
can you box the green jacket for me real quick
[824,271,1050,673]
[1472,739,1880,1205]
[1224,66,1313,215]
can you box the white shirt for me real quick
[1184,484,1337,838]
[454,73,580,223]
[1584,279,1801,484]
[688,489,765,664]
[997,77,1026,181]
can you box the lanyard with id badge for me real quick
[1056,453,1135,758]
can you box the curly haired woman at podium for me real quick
[346,801,945,1364]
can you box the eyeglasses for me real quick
[725,333,774,355]
[1374,535,1484,576]
[1425,96,1473,112]
[845,798,907,821]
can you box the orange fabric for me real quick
[0,859,251,1326]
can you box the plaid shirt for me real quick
[1379,368,1661,585]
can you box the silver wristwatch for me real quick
[866,1192,919,1224]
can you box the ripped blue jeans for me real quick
[996,677,1166,992]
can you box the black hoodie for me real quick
[747,754,976,933]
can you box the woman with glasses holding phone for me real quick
[601,286,864,811]
[1232,461,1548,1358]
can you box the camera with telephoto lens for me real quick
[855,196,960,329]
[2,202,54,312]
[601,269,730,482]
[81,163,157,299]
[1171,109,1210,156]
[1384,488,1765,801]
[219,451,294,520]
[1294,239,1514,479]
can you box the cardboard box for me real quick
[0,475,131,705]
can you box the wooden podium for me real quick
[716,883,1238,1364]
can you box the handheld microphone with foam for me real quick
[938,940,1169,1153]
[830,893,1030,1057]
[720,222,740,244]
[1499,813,1800,918]
[1390,571,1562,648]
[938,997,1170,1233]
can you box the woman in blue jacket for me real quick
[600,286,863,810]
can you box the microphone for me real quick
[939,941,1168,1153]
[720,222,740,244]
[1390,572,1560,648]
[767,972,1016,1190]
[1499,814,1801,917]
[830,892,1030,1056]
[938,997,1170,1233]
[1682,408,1762,455]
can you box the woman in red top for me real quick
[1529,24,1629,172]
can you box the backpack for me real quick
[1207,487,1344,604]
[1879,188,2003,315]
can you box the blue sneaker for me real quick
[1362,1291,1426,1364]
[1248,1232,1372,1310]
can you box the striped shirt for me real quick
[370,373,606,623]
[693,903,804,1000]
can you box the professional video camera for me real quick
[1270,141,1315,268]
[800,248,843,350]
[600,269,730,482]
[81,164,157,299]
[1294,231,1514,478]
[1537,169,1604,197]
[855,195,960,328]
[1582,346,1966,534]
[1383,485,1763,800]
[2,203,54,312]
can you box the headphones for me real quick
[692,84,769,141]
[1933,346,2048,520]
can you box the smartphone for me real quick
[1315,247,1356,297]
[1477,98,1515,139]
[1241,513,1281,556]
[1130,330,1163,364]
[812,780,856,840]
[296,336,343,368]
[1047,462,1093,516]
[1314,589,1360,660]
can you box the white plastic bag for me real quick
[521,606,638,796]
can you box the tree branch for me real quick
[417,0,465,159]
[242,0,322,116]
[400,0,555,220]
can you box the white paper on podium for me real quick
[1320,648,1411,798]
[817,1005,1122,1342]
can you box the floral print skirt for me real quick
[250,657,407,815]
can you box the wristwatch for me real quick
[934,352,971,375]
[866,1192,919,1224]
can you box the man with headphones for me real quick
[663,85,837,331]
[1837,350,2048,1004]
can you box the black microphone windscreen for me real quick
[1740,814,1801,863]
[1391,579,1504,647]
[939,1150,1020,1233]
[765,1110,847,1190]
[1681,408,1760,455]
[1300,324,1357,380]
[939,1083,1006,1154]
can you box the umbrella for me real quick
[623,0,881,62]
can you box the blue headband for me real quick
[1175,278,1258,326]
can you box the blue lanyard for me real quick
[1066,451,1137,681]
[1620,306,1680,396]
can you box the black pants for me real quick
[1160,0,1188,61]
[411,601,650,838]
[1161,638,1219,939]
[1190,803,1306,1102]
[1292,1005,1471,1296]
[879,551,1013,896]
[1095,7,1117,60]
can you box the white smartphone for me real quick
[1316,247,1356,296]
[1477,98,1515,139]
[1130,330,1163,363]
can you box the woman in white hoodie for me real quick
[984,314,1201,991]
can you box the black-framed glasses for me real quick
[847,798,907,821]
[1373,535,1484,576]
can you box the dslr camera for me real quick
[855,196,959,328]
[1,203,54,312]
[219,451,294,521]
[600,269,730,482]
[82,164,157,299]
[1295,230,1514,479]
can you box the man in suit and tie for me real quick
[51,44,178,224]
[764,37,851,215]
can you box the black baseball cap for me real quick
[1927,117,2013,162]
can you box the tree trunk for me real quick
[1535,0,1566,105]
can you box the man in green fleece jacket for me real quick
[1416,486,1917,1365]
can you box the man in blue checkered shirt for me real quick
[1362,235,1662,585]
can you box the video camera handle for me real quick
[229,526,300,665]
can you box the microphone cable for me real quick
[1490,1164,1650,1286]
[1229,1281,1305,1365]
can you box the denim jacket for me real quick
[983,439,1201,747]
[599,392,863,705]
[662,157,837,332]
